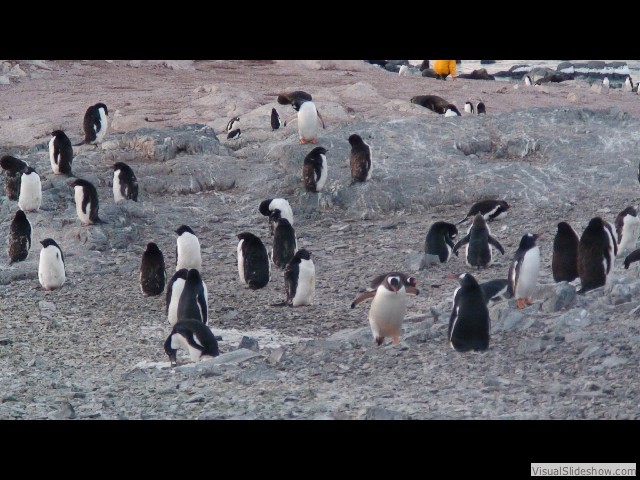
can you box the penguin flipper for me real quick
[453,234,470,255]
[351,291,376,308]
[197,289,207,325]
[624,248,640,269]
[488,235,505,255]
[316,109,326,129]
[405,286,420,296]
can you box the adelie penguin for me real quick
[453,214,505,269]
[112,162,138,202]
[271,108,283,130]
[38,238,65,291]
[615,206,640,256]
[282,249,315,307]
[577,217,612,293]
[74,102,109,146]
[448,273,490,352]
[508,232,543,309]
[225,116,239,133]
[425,221,458,263]
[49,130,73,176]
[303,146,328,193]
[164,319,219,367]
[552,221,579,282]
[457,199,510,225]
[175,225,202,272]
[18,167,42,212]
[227,129,241,140]
[351,272,419,346]
[0,155,28,201]
[524,75,533,86]
[140,242,166,296]
[237,232,270,289]
[177,268,208,324]
[8,210,31,264]
[443,104,461,117]
[348,134,372,184]
[166,269,188,326]
[259,198,294,235]
[476,102,486,114]
[464,101,475,114]
[271,212,297,269]
[70,178,106,225]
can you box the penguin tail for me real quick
[72,140,86,147]
[455,217,468,226]
[95,218,108,225]
[271,301,288,307]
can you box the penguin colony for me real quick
[3,69,640,369]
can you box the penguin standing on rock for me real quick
[283,249,315,307]
[49,130,74,176]
[577,217,611,293]
[271,108,283,130]
[237,232,270,289]
[164,319,219,367]
[464,101,475,114]
[175,225,202,272]
[166,269,188,326]
[453,214,505,269]
[352,272,419,346]
[259,198,294,235]
[552,221,580,282]
[140,242,166,296]
[303,146,328,192]
[524,75,533,86]
[456,199,510,225]
[448,273,490,352]
[70,178,106,225]
[8,210,31,264]
[286,99,325,144]
[38,238,65,291]
[177,268,208,324]
[348,134,373,184]
[74,102,109,146]
[0,155,28,200]
[271,213,297,269]
[225,116,239,133]
[508,232,543,309]
[425,221,458,263]
[615,206,640,255]
[112,162,139,202]
[18,167,42,212]
[444,104,461,117]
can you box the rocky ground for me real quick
[0,60,639,420]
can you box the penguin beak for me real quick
[533,231,545,240]
[390,284,399,293]
[445,273,459,280]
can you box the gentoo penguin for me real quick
[479,278,512,305]
[424,221,458,263]
[176,268,208,324]
[140,242,166,296]
[225,116,240,133]
[75,102,109,146]
[448,273,490,352]
[367,272,417,292]
[175,225,202,272]
[410,95,451,114]
[303,146,328,192]
[277,90,313,109]
[166,269,188,326]
[476,102,486,114]
[112,162,139,202]
[624,76,634,92]
[237,232,270,289]
[444,104,461,117]
[552,221,580,282]
[453,214,505,269]
[259,198,294,235]
[8,210,31,264]
[49,130,73,176]
[615,206,640,255]
[524,75,533,86]
[38,238,65,291]
[456,199,510,225]
[577,217,611,293]
[0,155,28,200]
[348,133,372,184]
[271,108,283,130]
[271,214,297,269]
[289,100,325,144]
[623,248,640,269]
[227,129,241,140]
[70,178,106,225]
[464,101,475,114]
[283,249,315,307]
[351,272,419,346]
[164,319,219,367]
[398,65,409,76]
[508,232,543,309]
[17,167,42,212]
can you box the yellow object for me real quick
[433,60,457,77]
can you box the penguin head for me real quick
[112,162,129,171]
[176,225,196,237]
[41,238,60,249]
[518,232,543,250]
[186,268,202,283]
[292,99,306,112]
[237,232,257,242]
[309,146,328,157]
[471,214,487,230]
[259,199,273,217]
[295,249,312,261]
[458,272,479,288]
[587,217,605,230]
[348,134,364,146]
[14,210,27,222]
[174,268,189,280]
[22,166,37,176]
[557,222,576,236]
[51,130,66,139]
[145,242,162,254]
[94,103,108,115]
[619,206,638,218]
[498,200,511,210]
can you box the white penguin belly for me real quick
[48,137,60,174]
[292,259,315,306]
[237,240,246,284]
[177,233,202,271]
[270,199,294,226]
[368,286,407,338]
[315,154,328,192]
[113,170,125,203]
[38,247,65,290]
[618,215,640,255]
[298,102,319,141]
[515,247,540,299]
[74,186,92,224]
[365,145,373,180]
[171,333,202,362]
[93,107,108,144]
[18,173,42,212]
[168,279,186,326]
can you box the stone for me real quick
[8,64,26,78]
[557,62,574,72]
[538,283,577,312]
[47,401,76,420]
[0,76,10,85]
[363,406,410,420]
[238,336,259,352]
[267,348,284,365]
[406,252,427,271]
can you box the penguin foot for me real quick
[299,137,308,144]
[392,336,401,345]
[375,336,384,346]
[525,298,534,306]
[515,298,527,309]
[310,138,318,144]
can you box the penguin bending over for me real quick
[164,320,219,367]
[425,221,458,263]
[259,198,294,235]
[456,199,510,225]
